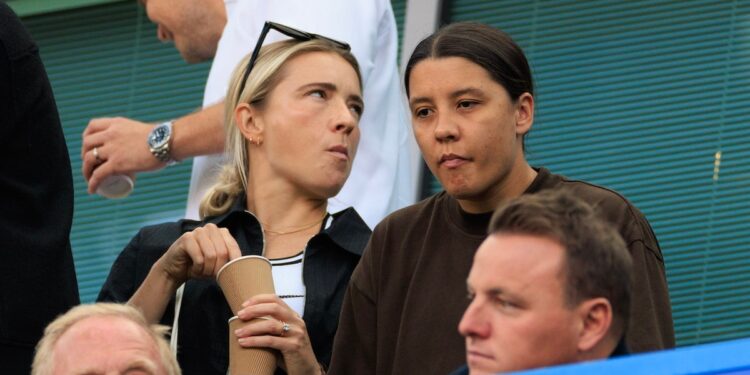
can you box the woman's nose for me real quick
[332,101,358,134]
[434,114,459,142]
[156,24,173,42]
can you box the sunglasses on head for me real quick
[237,21,351,95]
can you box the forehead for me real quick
[60,315,148,339]
[470,234,566,292]
[277,51,360,90]
[408,57,507,100]
[53,315,160,363]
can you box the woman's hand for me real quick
[235,294,322,375]
[156,223,242,285]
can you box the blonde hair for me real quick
[199,39,361,219]
[32,303,181,375]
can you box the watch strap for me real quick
[149,121,178,165]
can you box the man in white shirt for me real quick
[81,0,415,227]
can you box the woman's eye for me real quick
[349,104,363,118]
[457,100,477,109]
[309,90,326,98]
[415,108,432,118]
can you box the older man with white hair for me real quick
[32,303,181,375]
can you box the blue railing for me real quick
[515,338,750,375]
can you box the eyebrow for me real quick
[299,82,364,110]
[124,358,159,374]
[409,87,486,108]
[74,359,158,375]
[451,87,486,99]
[487,288,507,296]
[467,281,513,298]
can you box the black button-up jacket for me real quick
[0,4,80,372]
[98,198,371,375]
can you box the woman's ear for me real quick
[514,92,534,136]
[235,102,264,145]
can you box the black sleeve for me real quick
[97,230,145,303]
[97,223,182,329]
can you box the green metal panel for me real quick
[7,0,121,17]
[22,2,210,302]
[439,0,750,346]
[392,0,407,61]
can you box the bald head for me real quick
[52,315,166,374]
[32,303,180,375]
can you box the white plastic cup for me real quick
[96,174,134,199]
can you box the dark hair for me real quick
[404,22,533,100]
[488,190,633,338]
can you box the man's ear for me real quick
[235,103,264,144]
[576,297,613,353]
[514,92,534,136]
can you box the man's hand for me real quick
[81,117,165,194]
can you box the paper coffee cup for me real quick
[217,256,275,315]
[228,316,277,375]
[96,174,134,199]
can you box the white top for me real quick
[185,0,417,228]
[269,251,306,317]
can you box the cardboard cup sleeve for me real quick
[228,316,277,375]
[217,255,275,315]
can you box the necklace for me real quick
[261,212,327,236]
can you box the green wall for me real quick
[7,0,120,17]
[22,2,209,301]
[440,0,750,346]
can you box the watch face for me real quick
[149,124,170,148]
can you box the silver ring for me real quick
[281,321,290,336]
[93,147,102,163]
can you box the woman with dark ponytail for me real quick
[330,22,672,375]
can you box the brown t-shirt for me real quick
[328,167,674,375]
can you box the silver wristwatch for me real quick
[147,121,177,165]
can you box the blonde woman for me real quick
[99,23,370,375]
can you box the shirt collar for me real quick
[444,192,493,237]
[317,208,371,256]
[442,167,554,236]
[203,196,248,226]
[204,196,371,257]
[524,166,553,194]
